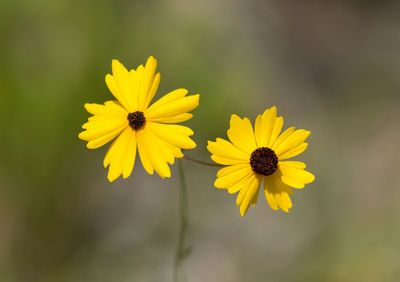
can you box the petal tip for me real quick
[83,103,92,111]
[86,143,96,149]
[107,174,118,182]
[78,132,86,140]
[147,55,157,63]
[230,114,240,121]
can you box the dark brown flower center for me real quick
[127,111,145,130]
[250,147,278,176]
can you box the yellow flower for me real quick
[207,106,315,216]
[79,56,199,182]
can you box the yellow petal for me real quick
[236,180,250,206]
[103,128,135,182]
[228,171,255,194]
[147,113,193,124]
[137,130,154,175]
[207,138,249,164]
[144,72,160,109]
[79,119,127,141]
[263,172,293,212]
[137,128,171,178]
[84,101,127,117]
[211,155,247,166]
[146,92,199,121]
[85,127,127,149]
[227,114,257,154]
[146,129,176,165]
[254,115,263,146]
[279,163,315,189]
[146,89,196,122]
[274,130,311,157]
[137,56,158,111]
[278,161,306,169]
[239,175,262,216]
[145,88,188,110]
[106,60,136,111]
[268,117,284,148]
[251,186,260,207]
[146,122,196,149]
[85,115,122,125]
[146,126,184,162]
[79,101,128,149]
[214,164,253,189]
[255,106,278,147]
[122,131,137,179]
[271,127,295,151]
[278,143,308,160]
[129,69,140,108]
[217,163,251,177]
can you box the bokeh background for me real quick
[1,0,400,281]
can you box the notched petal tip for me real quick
[160,172,172,179]
[230,114,241,122]
[269,106,277,115]
[146,55,157,64]
[111,58,121,67]
[192,93,200,103]
[107,174,118,182]
[206,140,215,151]
[105,73,112,82]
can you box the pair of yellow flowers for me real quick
[79,56,315,216]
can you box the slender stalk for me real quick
[174,159,190,282]
[183,156,223,167]
[173,156,220,281]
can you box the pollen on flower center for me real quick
[250,147,278,176]
[127,111,146,130]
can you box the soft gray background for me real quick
[1,0,400,281]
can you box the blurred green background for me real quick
[1,0,400,281]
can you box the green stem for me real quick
[173,157,220,281]
[183,156,223,167]
[174,159,190,282]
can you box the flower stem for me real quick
[183,156,223,167]
[173,157,219,281]
[174,159,190,282]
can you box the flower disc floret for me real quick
[250,147,278,176]
[128,111,146,130]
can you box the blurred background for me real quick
[1,0,400,281]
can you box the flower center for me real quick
[250,147,278,176]
[127,111,146,130]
